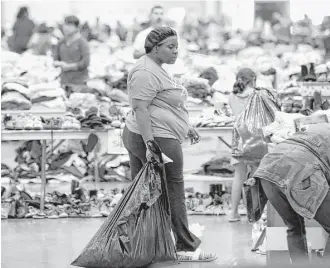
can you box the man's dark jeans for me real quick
[122,126,201,252]
[261,179,330,264]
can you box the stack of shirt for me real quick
[1,82,31,110]
[29,82,66,111]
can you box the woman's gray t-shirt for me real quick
[126,55,189,143]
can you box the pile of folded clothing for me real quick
[14,53,60,85]
[182,76,212,101]
[106,88,129,106]
[1,82,31,110]
[195,156,235,177]
[110,71,128,91]
[86,78,110,96]
[29,82,66,111]
[1,51,22,78]
[66,93,99,114]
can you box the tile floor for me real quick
[1,215,265,268]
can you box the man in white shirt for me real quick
[133,5,165,59]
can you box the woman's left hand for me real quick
[188,127,201,145]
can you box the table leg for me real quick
[94,140,100,186]
[40,140,47,213]
[218,136,232,150]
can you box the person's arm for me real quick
[130,70,160,143]
[62,38,90,71]
[132,99,154,142]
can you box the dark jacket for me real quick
[254,123,330,219]
[8,17,35,54]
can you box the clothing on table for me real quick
[125,55,189,143]
[1,91,31,110]
[122,126,201,252]
[53,33,90,86]
[254,123,330,219]
[261,179,330,264]
[8,17,35,54]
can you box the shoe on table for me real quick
[23,115,34,130]
[32,117,43,130]
[4,116,16,130]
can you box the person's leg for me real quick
[229,161,247,221]
[260,179,309,264]
[122,127,146,180]
[313,190,330,263]
[154,137,201,252]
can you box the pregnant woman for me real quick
[122,26,217,262]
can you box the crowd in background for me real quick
[2,6,330,56]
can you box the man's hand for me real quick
[187,127,201,145]
[54,61,76,71]
[53,61,63,68]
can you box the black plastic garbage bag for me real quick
[71,141,176,268]
[232,88,280,164]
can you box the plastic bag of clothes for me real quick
[71,140,176,268]
[232,88,280,164]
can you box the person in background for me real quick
[8,6,35,54]
[99,24,121,52]
[27,23,54,56]
[228,68,257,222]
[53,16,90,87]
[122,26,217,262]
[115,21,128,43]
[81,22,98,42]
[133,5,165,59]
[251,123,330,264]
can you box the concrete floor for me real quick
[1,215,265,268]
